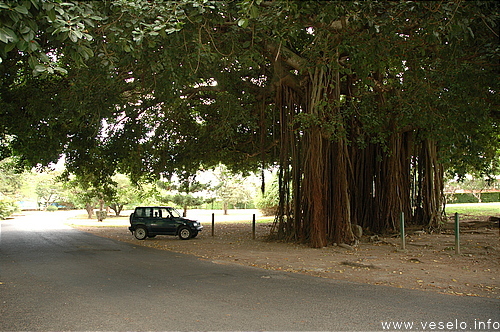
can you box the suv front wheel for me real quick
[134,226,148,240]
[178,226,192,240]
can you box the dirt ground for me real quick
[71,211,500,300]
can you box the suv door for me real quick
[154,207,177,234]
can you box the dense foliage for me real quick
[1,1,498,245]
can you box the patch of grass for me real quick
[66,223,126,228]
[224,217,274,224]
[69,214,129,221]
[445,202,500,217]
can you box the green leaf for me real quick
[54,6,64,15]
[54,66,68,74]
[250,6,259,19]
[20,26,30,34]
[28,55,37,68]
[0,27,18,43]
[237,18,248,28]
[34,64,46,73]
[47,9,56,22]
[39,53,50,63]
[467,27,474,38]
[16,39,27,51]
[73,30,83,39]
[14,5,29,15]
[21,30,35,42]
[4,41,15,52]
[79,45,94,59]
[68,31,78,42]
[29,0,39,10]
[28,39,40,52]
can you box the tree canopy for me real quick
[1,0,498,245]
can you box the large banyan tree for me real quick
[1,1,498,247]
[216,1,498,246]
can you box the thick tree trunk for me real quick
[85,203,94,219]
[272,83,299,242]
[273,61,354,247]
[302,127,329,247]
[375,132,413,232]
[348,127,376,233]
[414,139,445,229]
[329,139,353,244]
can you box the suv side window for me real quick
[136,207,152,218]
[143,207,169,218]
[159,208,169,218]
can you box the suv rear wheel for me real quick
[178,226,192,240]
[134,226,148,240]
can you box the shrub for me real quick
[0,199,19,219]
[46,205,58,212]
[255,175,279,216]
[451,192,500,203]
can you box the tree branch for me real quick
[266,42,305,72]
[182,85,223,99]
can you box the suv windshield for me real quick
[169,208,181,218]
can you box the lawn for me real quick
[63,205,497,227]
[64,209,274,227]
[445,202,499,218]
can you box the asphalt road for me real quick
[1,212,499,331]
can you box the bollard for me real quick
[455,212,460,255]
[400,212,406,250]
[252,214,256,240]
[211,213,215,237]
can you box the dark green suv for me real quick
[128,206,203,240]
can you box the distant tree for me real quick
[157,173,212,217]
[446,177,498,203]
[0,154,21,218]
[255,173,279,216]
[35,175,63,210]
[0,157,23,197]
[0,197,17,219]
[107,174,141,216]
[214,165,254,215]
[63,173,116,219]
[64,180,97,219]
